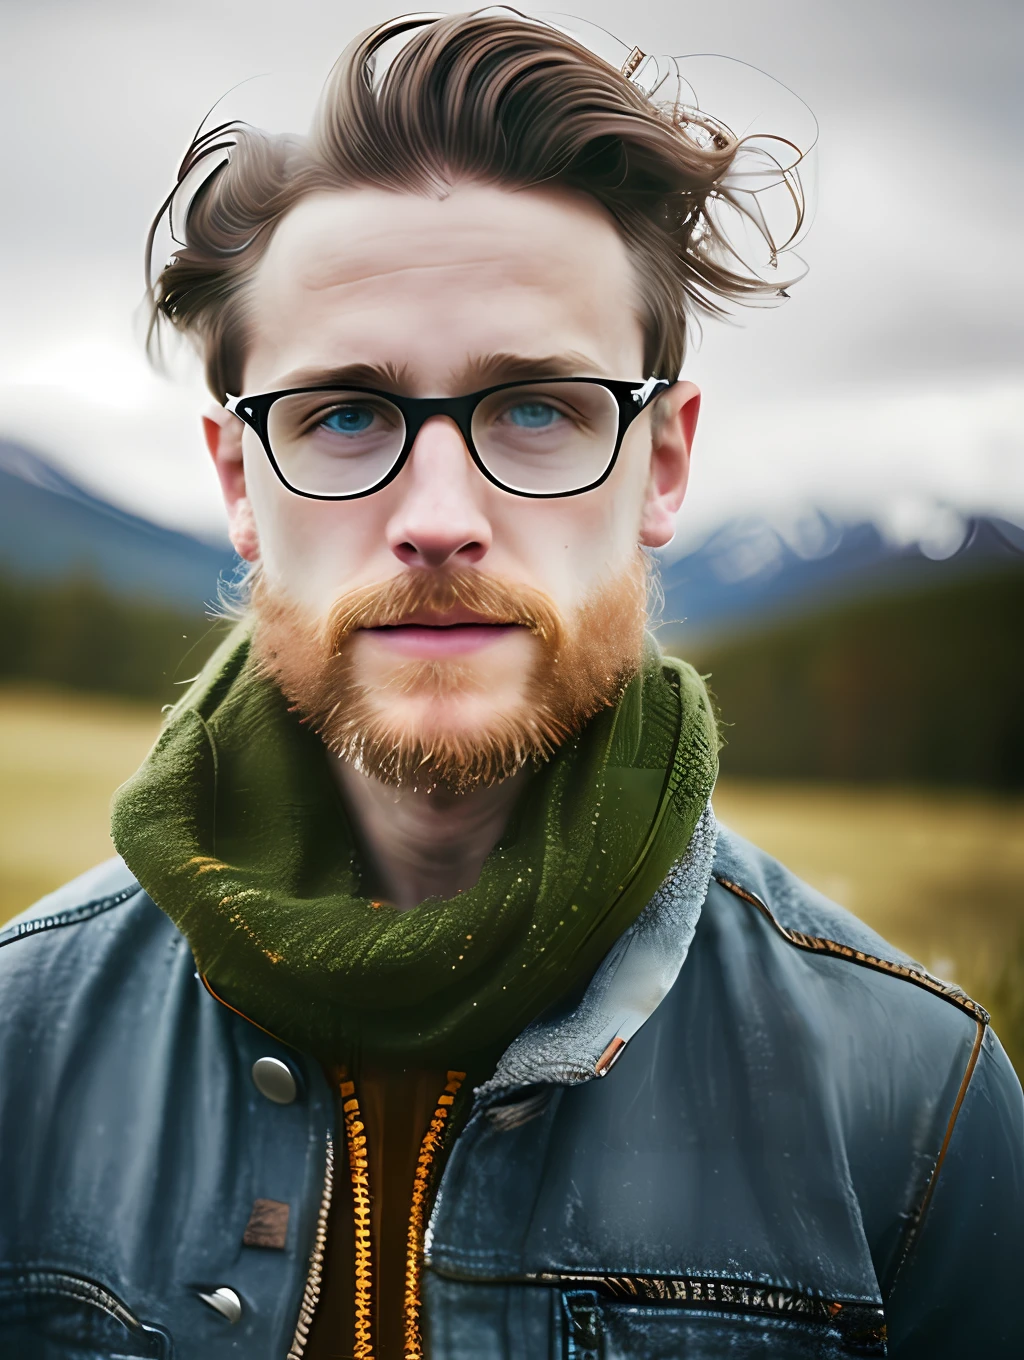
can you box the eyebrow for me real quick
[456,351,608,388]
[272,360,413,391]
[269,351,608,395]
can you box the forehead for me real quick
[243,183,646,393]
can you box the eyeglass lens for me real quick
[263,381,622,496]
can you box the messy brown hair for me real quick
[147,10,804,400]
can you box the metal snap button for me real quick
[251,1056,298,1105]
[198,1286,242,1323]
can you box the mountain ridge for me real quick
[0,439,237,609]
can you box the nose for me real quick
[385,416,492,570]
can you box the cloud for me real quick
[678,371,1024,541]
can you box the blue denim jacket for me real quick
[1,822,1021,1358]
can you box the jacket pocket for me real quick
[562,1291,887,1359]
[423,1272,564,1358]
[0,1269,170,1359]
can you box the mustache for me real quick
[324,569,566,654]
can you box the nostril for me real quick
[456,540,487,563]
[392,538,487,569]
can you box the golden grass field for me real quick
[2,685,1022,1062]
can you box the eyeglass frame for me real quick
[223,375,671,501]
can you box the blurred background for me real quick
[1,0,1022,1065]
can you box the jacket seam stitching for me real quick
[713,876,990,1024]
[432,1263,879,1303]
[883,1016,986,1298]
[0,1268,143,1324]
[0,884,142,950]
[199,970,295,1046]
[429,1266,887,1339]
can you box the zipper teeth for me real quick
[292,1069,467,1360]
[403,1070,466,1360]
[287,1132,334,1360]
[341,1080,376,1360]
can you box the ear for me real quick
[203,406,260,562]
[639,380,700,549]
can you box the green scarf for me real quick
[111,626,718,1066]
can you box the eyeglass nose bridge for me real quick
[394,392,482,470]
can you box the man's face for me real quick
[206,182,697,784]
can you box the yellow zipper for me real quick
[340,1080,375,1360]
[289,1068,467,1359]
[403,1071,466,1359]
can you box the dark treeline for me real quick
[678,565,1024,789]
[0,572,225,703]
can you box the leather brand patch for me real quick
[243,1198,290,1249]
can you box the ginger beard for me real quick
[250,554,649,792]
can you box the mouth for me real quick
[360,608,524,659]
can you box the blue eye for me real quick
[322,405,375,435]
[507,402,558,429]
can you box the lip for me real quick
[361,620,523,658]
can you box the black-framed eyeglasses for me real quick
[224,376,670,500]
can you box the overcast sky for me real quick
[1,0,1021,553]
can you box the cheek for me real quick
[504,462,647,612]
[242,443,387,611]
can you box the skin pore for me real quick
[204,182,699,911]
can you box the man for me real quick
[1,11,1020,1359]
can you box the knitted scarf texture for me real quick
[111,626,718,1066]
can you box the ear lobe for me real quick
[639,381,700,550]
[202,407,261,563]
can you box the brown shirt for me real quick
[303,1064,462,1360]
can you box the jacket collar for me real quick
[477,802,718,1096]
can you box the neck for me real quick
[331,758,530,912]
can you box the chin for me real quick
[366,689,530,743]
[341,650,553,791]
[359,656,533,734]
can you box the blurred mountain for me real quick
[0,439,237,609]
[659,509,1024,647]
